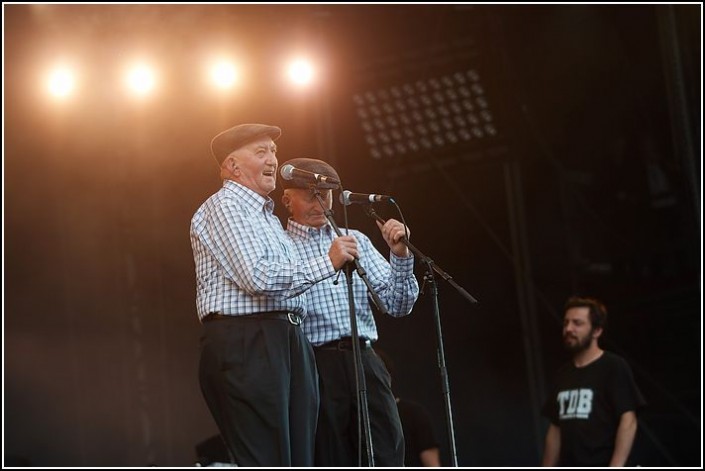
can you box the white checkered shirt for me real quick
[285,219,419,346]
[190,180,336,321]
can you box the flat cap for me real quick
[279,158,341,190]
[210,123,282,164]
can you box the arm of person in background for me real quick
[419,447,441,467]
[609,410,638,467]
[542,423,561,466]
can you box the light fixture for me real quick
[352,68,501,160]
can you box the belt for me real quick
[315,337,372,351]
[202,311,302,326]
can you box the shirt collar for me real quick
[286,218,333,238]
[223,179,275,213]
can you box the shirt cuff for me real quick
[390,252,414,273]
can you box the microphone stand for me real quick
[364,205,478,467]
[310,186,388,467]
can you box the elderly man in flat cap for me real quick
[280,158,419,466]
[190,124,359,467]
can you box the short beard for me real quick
[563,331,592,355]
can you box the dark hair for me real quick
[564,296,608,331]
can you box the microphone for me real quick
[280,164,340,185]
[339,190,395,206]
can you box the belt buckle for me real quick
[287,312,302,326]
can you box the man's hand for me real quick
[377,219,410,257]
[328,235,359,270]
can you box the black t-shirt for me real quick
[542,351,646,466]
[397,399,439,467]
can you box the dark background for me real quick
[4,4,700,467]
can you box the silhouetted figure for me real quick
[376,349,441,467]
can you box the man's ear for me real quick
[220,156,238,179]
[228,157,239,174]
[281,192,291,208]
[592,326,603,340]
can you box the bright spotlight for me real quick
[46,67,76,99]
[286,59,315,86]
[125,64,157,97]
[209,60,238,89]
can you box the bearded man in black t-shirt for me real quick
[541,296,646,467]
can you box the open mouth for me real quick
[263,169,275,177]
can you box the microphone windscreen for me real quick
[280,164,294,180]
[339,190,351,206]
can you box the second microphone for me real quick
[339,190,395,205]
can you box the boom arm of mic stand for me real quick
[364,206,478,304]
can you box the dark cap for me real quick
[279,158,341,190]
[210,123,282,164]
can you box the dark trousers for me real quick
[199,316,319,466]
[313,345,404,466]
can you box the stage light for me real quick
[286,58,315,86]
[46,66,76,99]
[352,68,501,160]
[125,63,157,98]
[209,60,239,89]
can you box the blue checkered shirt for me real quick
[285,219,419,346]
[190,180,336,321]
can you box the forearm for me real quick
[381,253,419,316]
[360,240,418,315]
[542,424,560,466]
[420,447,441,467]
[609,411,638,466]
[211,204,336,296]
[243,255,334,297]
[382,281,419,315]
